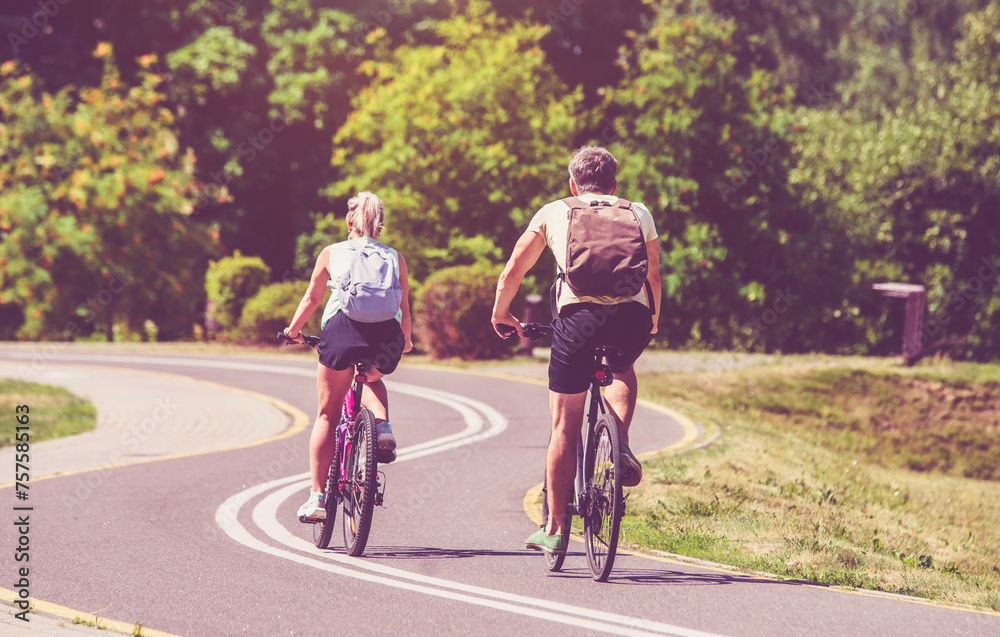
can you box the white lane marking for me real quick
[219,485,677,637]
[251,480,723,637]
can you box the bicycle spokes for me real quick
[584,414,623,582]
[342,409,378,556]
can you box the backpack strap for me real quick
[561,196,588,215]
[561,196,633,213]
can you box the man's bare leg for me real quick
[604,365,637,445]
[546,389,587,536]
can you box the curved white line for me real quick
[217,483,667,636]
[251,480,721,637]
[210,379,722,637]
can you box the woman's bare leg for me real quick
[310,363,353,492]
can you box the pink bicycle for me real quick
[279,332,388,556]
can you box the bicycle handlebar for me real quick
[276,331,321,347]
[496,322,554,341]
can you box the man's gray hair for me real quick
[568,146,617,195]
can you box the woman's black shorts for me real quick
[548,301,653,394]
[318,311,405,374]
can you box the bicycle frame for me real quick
[333,363,370,502]
[570,350,614,518]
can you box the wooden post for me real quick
[872,283,926,364]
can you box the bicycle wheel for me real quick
[584,412,623,582]
[540,480,569,572]
[342,408,378,556]
[313,448,338,549]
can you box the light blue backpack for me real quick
[336,241,403,323]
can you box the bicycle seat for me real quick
[591,345,623,360]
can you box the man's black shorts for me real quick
[548,301,653,394]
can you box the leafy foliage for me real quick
[327,0,581,280]
[0,49,216,340]
[204,250,271,336]
[166,26,258,107]
[260,0,361,128]
[416,263,517,360]
[238,280,322,343]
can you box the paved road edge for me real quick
[0,365,313,636]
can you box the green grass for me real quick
[625,358,1000,610]
[0,378,97,447]
[71,615,107,630]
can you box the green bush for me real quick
[239,281,323,344]
[204,251,271,337]
[415,263,519,360]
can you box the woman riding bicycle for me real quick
[283,191,413,521]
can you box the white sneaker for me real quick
[297,491,326,520]
[376,420,396,452]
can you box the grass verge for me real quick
[0,378,97,446]
[625,357,1000,611]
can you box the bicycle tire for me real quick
[540,479,569,572]
[313,445,339,549]
[342,408,378,556]
[584,412,623,582]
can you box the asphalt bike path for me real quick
[1,346,998,636]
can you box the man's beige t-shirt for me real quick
[526,193,658,313]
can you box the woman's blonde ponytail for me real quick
[346,192,385,238]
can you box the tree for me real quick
[788,3,1000,360]
[605,8,845,351]
[325,0,581,280]
[0,47,217,340]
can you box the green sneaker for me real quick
[620,443,643,487]
[525,528,567,555]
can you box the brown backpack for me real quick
[558,196,653,311]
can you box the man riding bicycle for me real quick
[491,146,661,555]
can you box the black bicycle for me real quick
[498,322,625,581]
[278,332,387,556]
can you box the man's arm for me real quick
[492,229,546,337]
[645,238,661,335]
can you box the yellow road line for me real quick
[0,588,179,637]
[0,590,177,636]
[0,365,310,490]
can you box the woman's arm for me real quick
[398,252,413,353]
[285,246,331,341]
